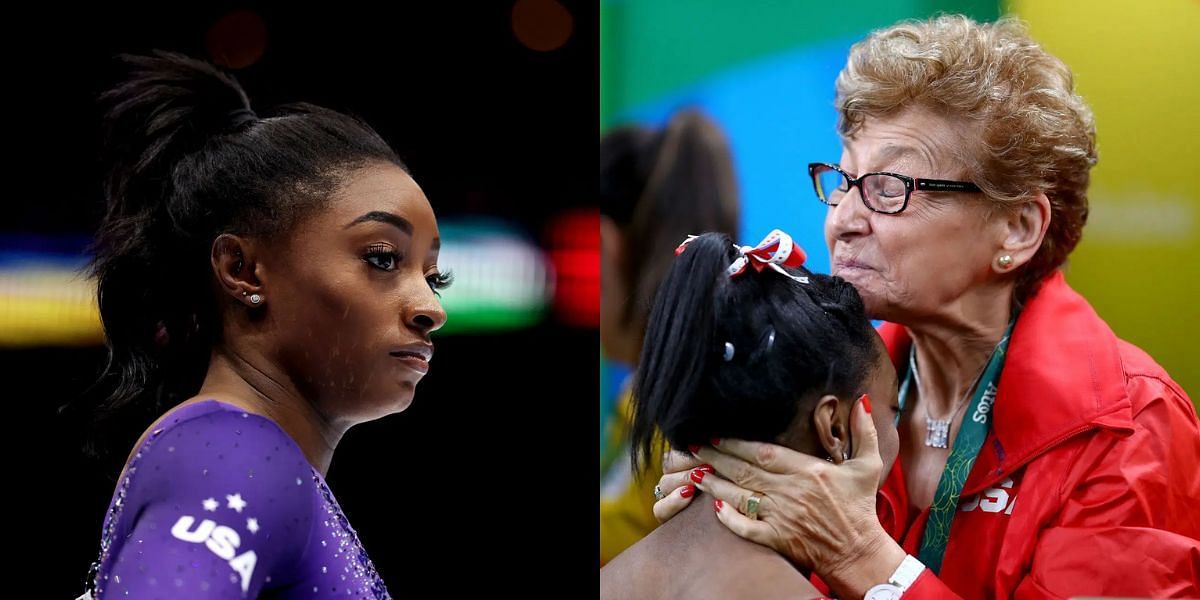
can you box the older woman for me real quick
[652,15,1200,598]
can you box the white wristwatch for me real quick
[863,554,925,600]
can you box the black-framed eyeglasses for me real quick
[807,162,982,215]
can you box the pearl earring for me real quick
[997,254,1014,269]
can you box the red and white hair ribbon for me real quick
[674,235,699,256]
[674,229,809,284]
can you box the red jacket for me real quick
[875,272,1200,598]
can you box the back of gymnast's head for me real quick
[62,51,409,461]
[629,232,884,474]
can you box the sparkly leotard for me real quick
[86,399,391,599]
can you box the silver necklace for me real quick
[908,347,989,449]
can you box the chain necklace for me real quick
[908,345,991,448]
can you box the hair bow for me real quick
[675,229,809,284]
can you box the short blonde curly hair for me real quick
[836,14,1097,302]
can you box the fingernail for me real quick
[688,444,700,455]
[680,485,695,498]
[711,437,721,446]
[697,464,715,474]
[860,393,872,414]
[713,499,724,512]
[690,469,706,484]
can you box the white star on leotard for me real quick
[246,518,259,534]
[226,493,247,513]
[202,498,218,512]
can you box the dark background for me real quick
[8,1,597,595]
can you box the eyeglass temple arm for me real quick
[914,178,982,193]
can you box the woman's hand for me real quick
[697,397,906,597]
[650,449,707,523]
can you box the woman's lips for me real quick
[391,353,429,375]
[390,344,433,375]
[833,257,874,272]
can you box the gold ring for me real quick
[745,495,762,520]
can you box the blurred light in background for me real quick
[512,0,574,52]
[546,208,600,328]
[205,9,268,70]
[436,219,551,334]
[0,235,99,347]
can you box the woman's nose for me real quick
[406,287,447,334]
[827,186,871,238]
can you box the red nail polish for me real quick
[711,437,721,446]
[680,485,695,498]
[713,499,724,511]
[698,464,715,474]
[690,469,706,484]
[860,393,872,414]
[688,445,700,454]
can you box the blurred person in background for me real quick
[600,231,899,599]
[599,109,740,563]
[653,15,1200,598]
[66,52,447,598]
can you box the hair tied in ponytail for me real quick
[227,108,258,129]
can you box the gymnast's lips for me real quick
[390,343,433,374]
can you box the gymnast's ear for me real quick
[212,233,266,305]
[811,395,850,464]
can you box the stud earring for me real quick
[997,254,1014,269]
[249,294,262,305]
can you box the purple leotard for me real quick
[87,399,391,598]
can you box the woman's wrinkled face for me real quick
[268,162,447,421]
[824,107,1002,322]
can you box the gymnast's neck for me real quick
[600,491,820,599]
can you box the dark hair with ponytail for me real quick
[59,51,407,461]
[599,109,740,346]
[630,233,880,473]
